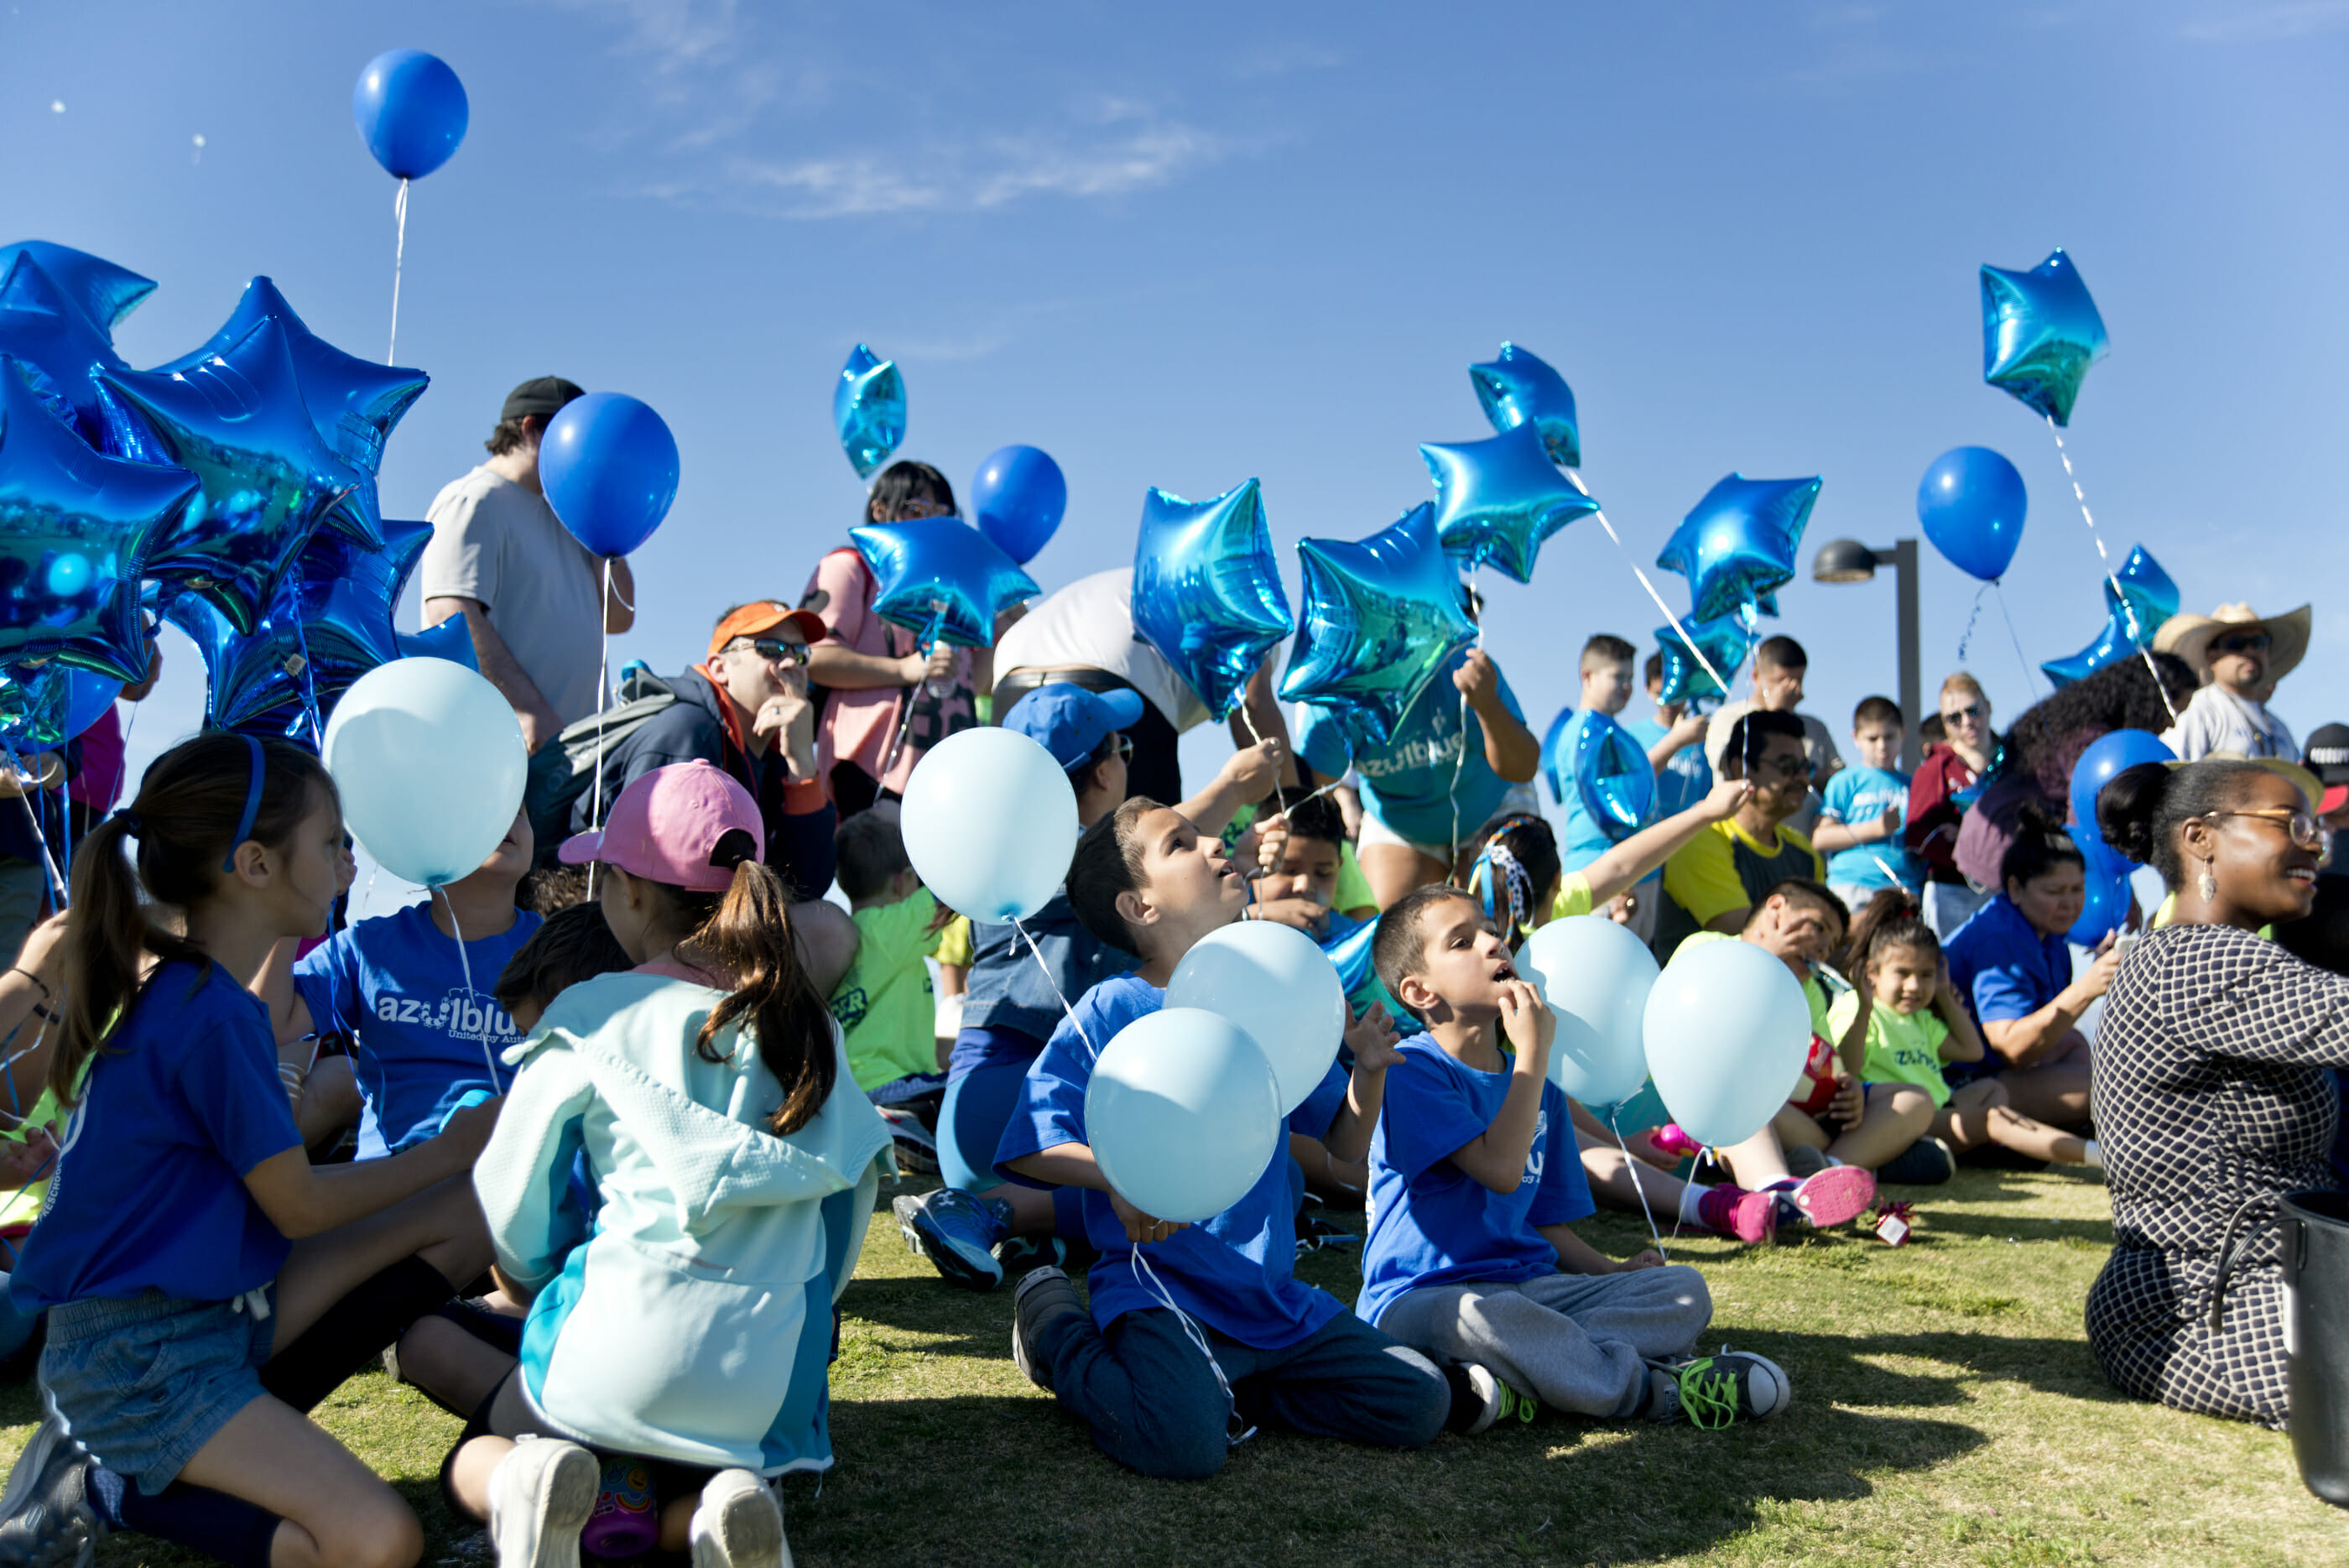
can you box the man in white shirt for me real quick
[421,377,636,753]
[2153,602,2310,761]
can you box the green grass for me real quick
[6,1166,2342,1565]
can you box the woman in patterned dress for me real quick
[2087,757,2341,1427]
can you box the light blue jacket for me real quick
[475,972,891,1477]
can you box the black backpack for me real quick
[523,668,680,862]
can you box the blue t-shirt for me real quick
[1357,1037,1591,1326]
[992,972,1350,1350]
[294,903,542,1156]
[1944,893,2071,1035]
[1297,649,1524,850]
[1625,715,1711,820]
[14,962,302,1310]
[1819,765,1923,892]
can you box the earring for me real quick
[2197,860,2217,903]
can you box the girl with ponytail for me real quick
[2082,756,2349,1429]
[0,732,501,1568]
[454,760,891,1565]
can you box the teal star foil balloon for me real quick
[1420,423,1601,584]
[1653,612,1756,706]
[2106,542,2178,646]
[0,252,129,445]
[0,242,154,339]
[1539,706,1575,805]
[1982,249,2108,427]
[1468,341,1580,468]
[1655,473,1822,625]
[835,343,905,479]
[1130,477,1294,721]
[1573,708,1655,843]
[0,357,192,681]
[850,517,1037,649]
[1279,502,1476,748]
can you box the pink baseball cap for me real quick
[558,760,762,891]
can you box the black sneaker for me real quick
[1877,1136,1957,1185]
[0,1414,105,1568]
[1008,1265,1086,1393]
[1648,1349,1792,1428]
[1294,1214,1362,1255]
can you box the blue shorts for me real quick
[44,1286,277,1496]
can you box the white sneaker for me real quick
[690,1468,789,1568]
[487,1437,597,1568]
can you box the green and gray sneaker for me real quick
[1459,1363,1539,1435]
[1648,1348,1791,1428]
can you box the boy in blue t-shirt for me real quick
[1358,884,1794,1426]
[1556,633,1643,875]
[996,795,1500,1478]
[1815,695,1922,914]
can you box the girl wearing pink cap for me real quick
[447,761,892,1568]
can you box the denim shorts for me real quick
[43,1286,276,1496]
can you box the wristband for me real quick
[8,968,49,1002]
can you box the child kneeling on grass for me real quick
[1358,884,1790,1428]
[0,734,498,1568]
[996,796,1494,1481]
[445,761,892,1568]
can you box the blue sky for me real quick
[3,0,2344,884]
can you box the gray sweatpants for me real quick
[1377,1265,1712,1420]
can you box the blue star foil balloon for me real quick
[835,344,905,479]
[1468,341,1581,468]
[0,252,129,445]
[1655,473,1822,624]
[396,612,479,670]
[1129,478,1294,721]
[849,518,1038,649]
[0,357,191,681]
[97,315,375,635]
[1982,249,2108,427]
[1573,709,1657,844]
[1279,502,1477,748]
[0,663,121,752]
[1653,612,1756,707]
[2106,542,2179,647]
[149,277,428,547]
[170,517,435,737]
[2039,603,2138,689]
[0,242,154,340]
[1539,706,1575,806]
[1420,423,1601,584]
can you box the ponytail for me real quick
[2096,758,2269,891]
[58,732,333,1105]
[1997,800,2085,894]
[689,859,836,1137]
[1842,887,1936,977]
[1471,815,1560,942]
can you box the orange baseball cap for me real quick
[707,601,827,659]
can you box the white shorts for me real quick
[1357,784,1543,862]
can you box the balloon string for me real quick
[1993,583,2045,702]
[388,177,409,365]
[1591,511,1730,697]
[435,886,502,1092]
[1447,569,1482,878]
[880,607,945,779]
[2044,417,2178,725]
[1608,1107,1668,1263]
[587,560,611,903]
[1012,914,1095,1065]
[1131,1247,1252,1447]
[0,741,63,909]
[284,568,327,751]
[1956,582,1988,663]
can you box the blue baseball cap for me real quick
[1003,683,1145,771]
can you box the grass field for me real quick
[3,1164,2341,1567]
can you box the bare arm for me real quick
[806,643,946,691]
[1812,803,1902,855]
[1980,943,2120,1067]
[425,597,562,753]
[1537,1221,1658,1274]
[242,1101,496,1239]
[1175,742,1284,842]
[253,937,315,1049]
[1934,972,1986,1065]
[1579,779,1751,909]
[1227,660,1300,791]
[1005,1141,1188,1242]
[1644,711,1707,774]
[0,915,70,1117]
[1319,1004,1404,1165]
[602,557,635,634]
[1442,986,1554,1193]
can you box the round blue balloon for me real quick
[352,50,470,181]
[2066,828,2132,946]
[1917,446,2027,583]
[2070,727,2174,835]
[539,393,680,558]
[971,445,1066,565]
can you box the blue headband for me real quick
[222,734,264,874]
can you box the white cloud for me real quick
[2180,1,2349,41]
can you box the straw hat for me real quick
[2152,602,2311,681]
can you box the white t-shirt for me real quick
[2160,683,2296,763]
[992,568,1210,732]
[419,465,608,726]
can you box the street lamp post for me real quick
[1812,537,1922,772]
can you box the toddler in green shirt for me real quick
[828,810,947,1098]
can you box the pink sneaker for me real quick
[1785,1165,1877,1229]
[1695,1185,1778,1245]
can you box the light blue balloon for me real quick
[1643,937,1812,1148]
[898,727,1076,922]
[1982,248,2107,427]
[321,659,527,887]
[1130,478,1293,721]
[1085,1007,1282,1224]
[1572,709,1654,845]
[1165,920,1345,1116]
[834,343,904,479]
[1521,915,1657,1107]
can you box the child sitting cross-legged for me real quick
[826,806,951,1172]
[997,796,1492,1481]
[1357,884,1791,1428]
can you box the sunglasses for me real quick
[2211,632,2272,655]
[1749,752,1809,781]
[1942,703,1987,725]
[733,638,809,666]
[2206,806,2333,863]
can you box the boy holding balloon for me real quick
[993,796,1486,1478]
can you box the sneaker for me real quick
[1458,1364,1539,1435]
[1009,1265,1086,1393]
[1878,1135,1957,1185]
[993,1234,1067,1277]
[487,1437,597,1568]
[1784,1143,1832,1180]
[1650,1349,1793,1428]
[0,1414,102,1568]
[893,1190,1010,1291]
[1779,1165,1877,1229]
[1294,1213,1362,1254]
[688,1469,789,1568]
[876,1107,939,1175]
[1695,1185,1778,1245]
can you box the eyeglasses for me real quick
[732,638,809,666]
[2211,632,2272,655]
[1747,751,1809,781]
[2205,806,2334,862]
[1942,703,1987,725]
[890,498,955,521]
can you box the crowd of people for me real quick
[0,375,2338,1566]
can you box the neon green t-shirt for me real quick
[1826,992,1953,1107]
[829,889,943,1091]
[1548,872,1596,923]
[1336,841,1378,919]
